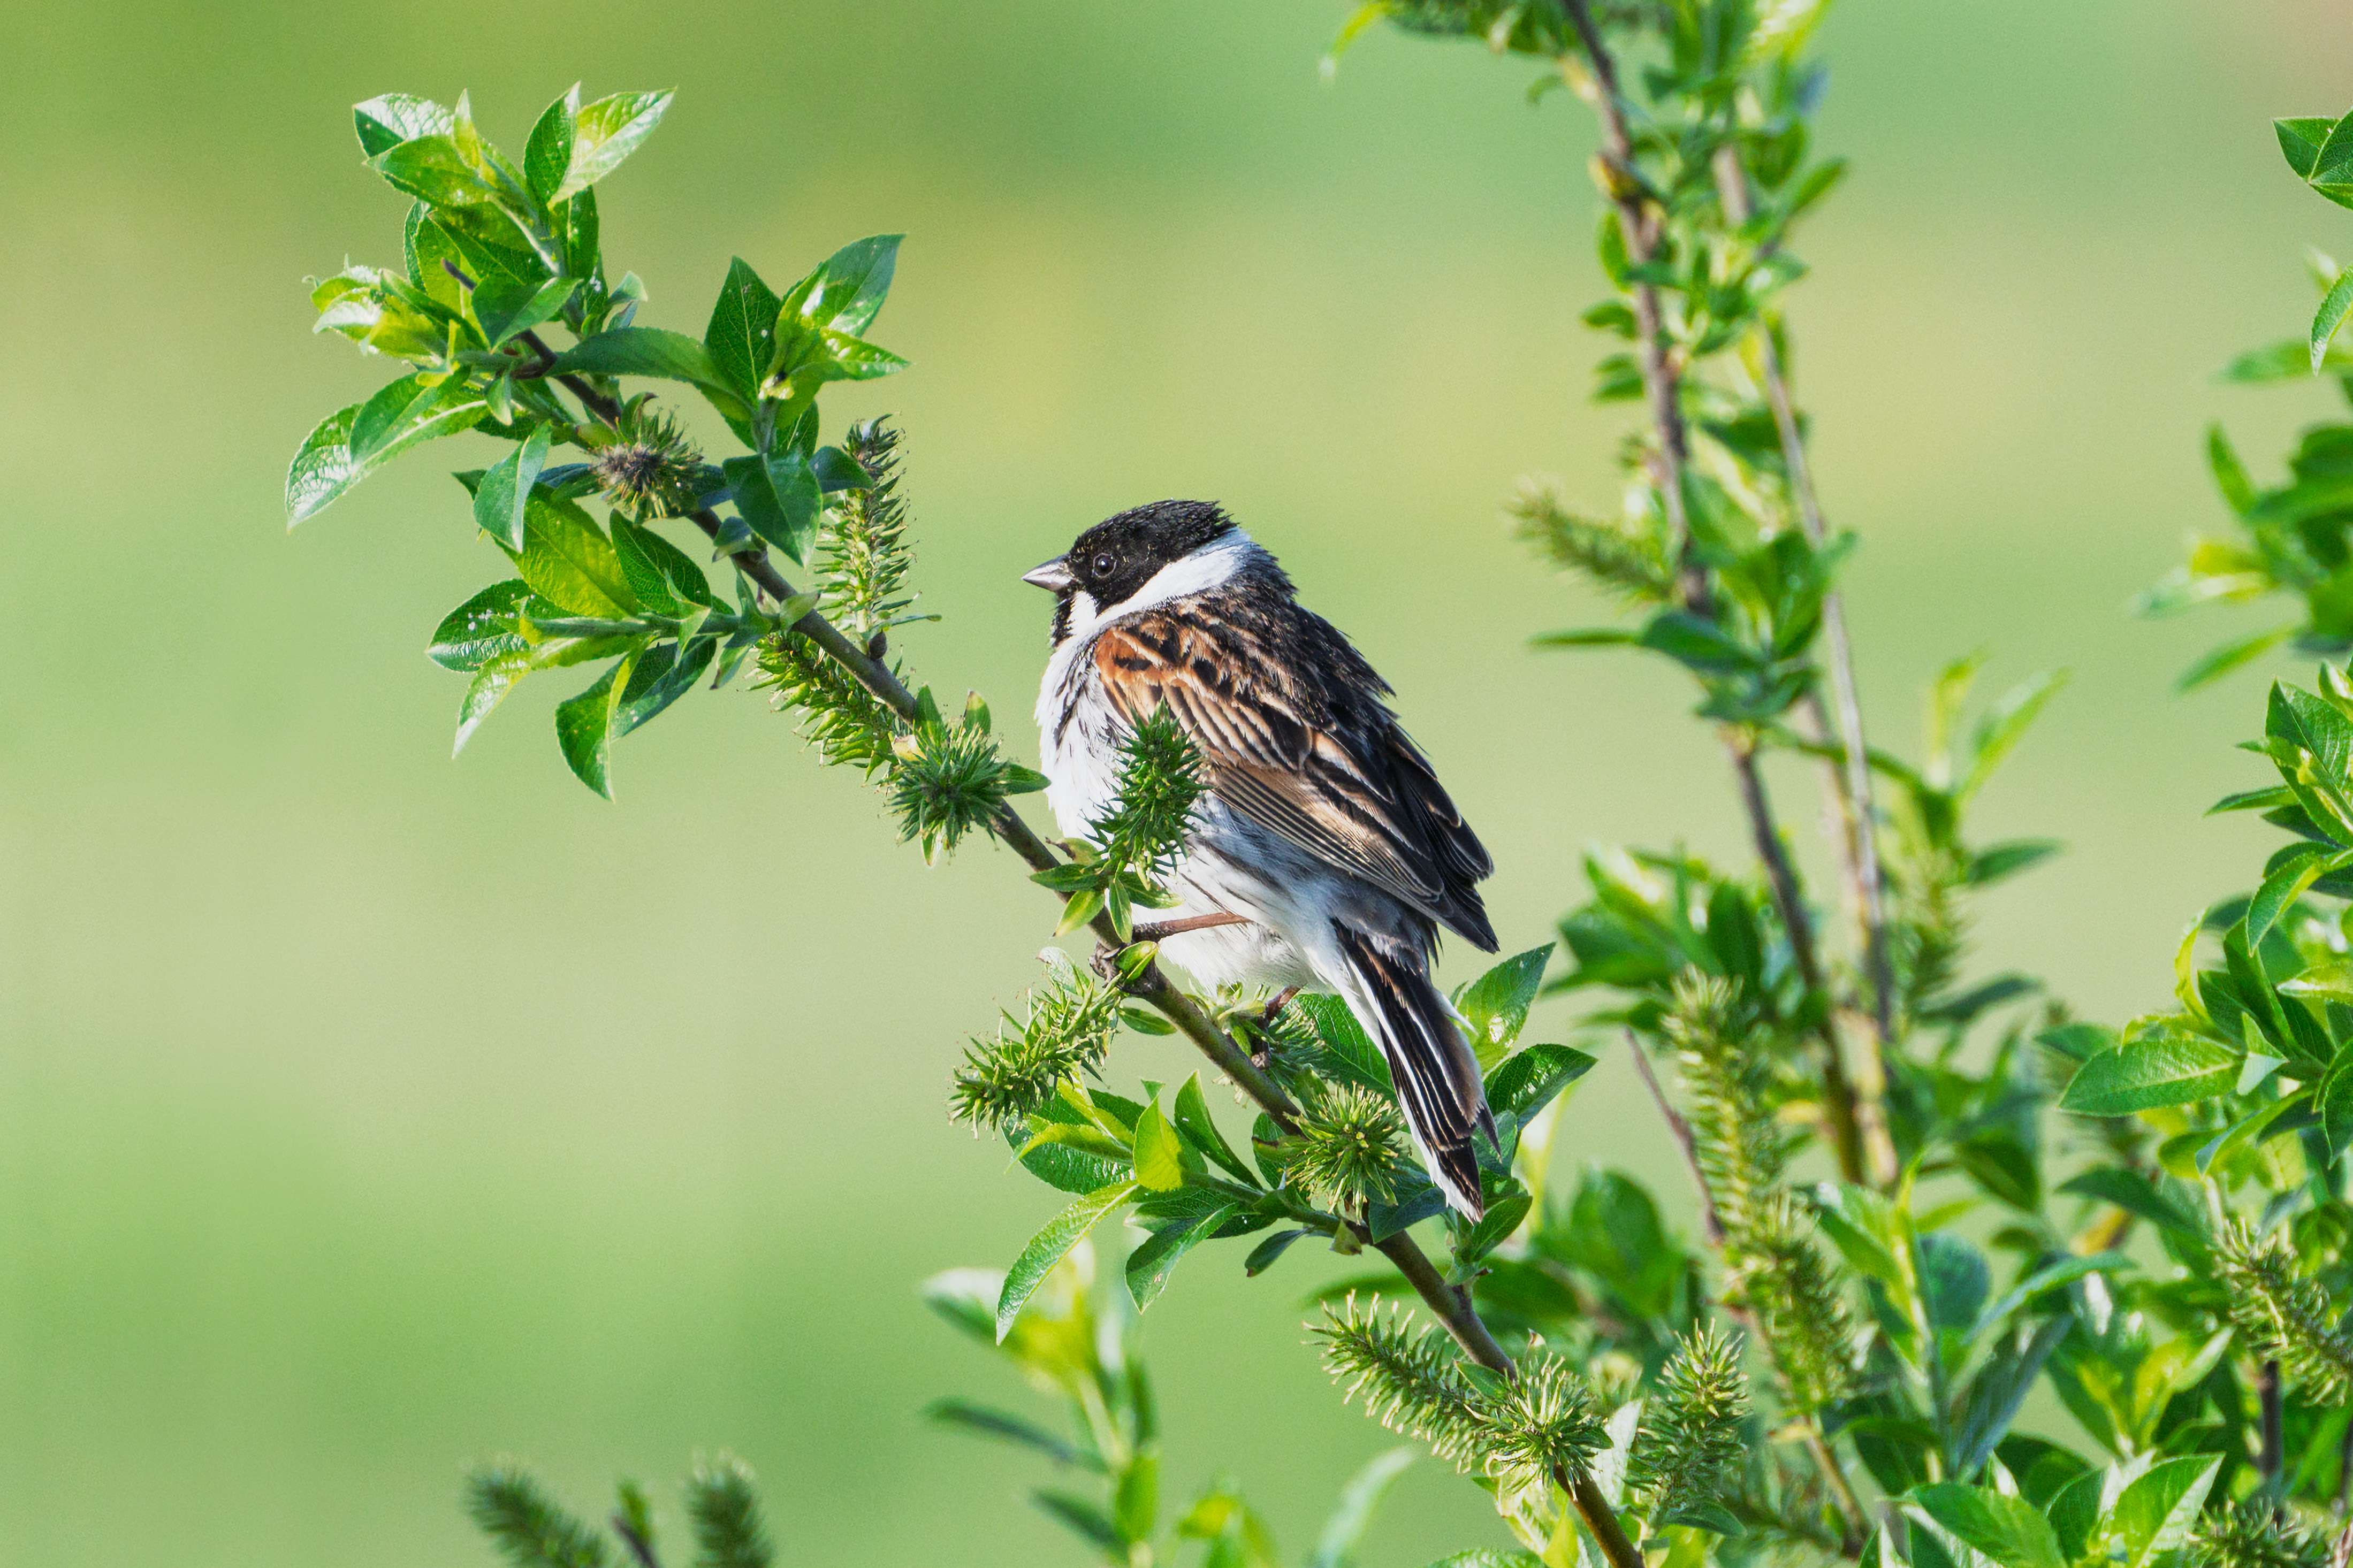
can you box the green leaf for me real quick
[285,402,367,526]
[1906,1483,2063,1568]
[996,1183,1137,1340]
[797,234,902,337]
[1453,945,1552,1068]
[611,517,715,613]
[2106,1456,2220,1568]
[1483,1043,1595,1121]
[613,638,715,738]
[922,1397,1094,1471]
[473,425,551,552]
[2284,959,2353,1001]
[1451,1190,1532,1266]
[1126,1201,1239,1310]
[1309,1448,1415,1568]
[1131,1104,1186,1192]
[455,645,534,755]
[722,448,821,564]
[287,379,488,527]
[2311,108,2353,190]
[1114,1450,1159,1546]
[1243,1228,1311,1276]
[2281,116,2337,179]
[549,326,729,394]
[2054,1166,2202,1237]
[354,94,454,158]
[550,90,673,202]
[2179,624,2298,692]
[814,328,909,382]
[2207,423,2257,515]
[1967,840,2062,887]
[555,654,637,799]
[522,84,579,203]
[368,132,502,209]
[2247,843,2344,946]
[1639,610,1758,673]
[503,490,641,617]
[1171,1075,1255,1184]
[706,257,783,397]
[473,275,577,347]
[1968,1253,2131,1345]
[2198,1090,2308,1174]
[2057,1032,2238,1115]
[1961,670,2067,803]
[2315,270,2353,372]
[429,579,536,671]
[2320,1049,2353,1157]
[1033,1490,1123,1555]
[2044,1471,2102,1564]
[1810,1181,1909,1289]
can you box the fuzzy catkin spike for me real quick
[1664,973,1780,1240]
[887,719,1015,862]
[2213,1217,2353,1404]
[1628,1324,1750,1523]
[822,418,922,640]
[589,401,703,519]
[1472,1347,1607,1488]
[1316,1296,1489,1471]
[1512,478,1673,603]
[1090,706,1206,886]
[466,1463,610,1568]
[2191,1500,2328,1568]
[1660,974,1854,1414]
[948,967,1124,1133]
[755,631,904,775]
[1315,1298,1605,1487]
[687,1455,773,1568]
[1727,1193,1854,1416]
[1290,1079,1409,1205]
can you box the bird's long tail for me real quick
[1330,923,1494,1219]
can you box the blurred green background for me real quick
[3,1,2350,1562]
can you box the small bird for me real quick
[1024,500,1501,1216]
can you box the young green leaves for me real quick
[298,88,922,798]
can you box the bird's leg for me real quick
[1128,911,1252,943]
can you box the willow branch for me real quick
[1708,148,1897,1189]
[1559,1,1863,1182]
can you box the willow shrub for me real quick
[287,11,2353,1568]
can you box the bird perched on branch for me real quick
[1024,500,1500,1215]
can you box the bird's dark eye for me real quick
[1090,552,1116,578]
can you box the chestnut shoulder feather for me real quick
[1088,581,1497,951]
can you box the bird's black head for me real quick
[1022,500,1238,632]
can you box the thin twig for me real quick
[1802,1427,1869,1554]
[1709,146,1898,1187]
[1559,0,1864,1184]
[1626,1030,1723,1247]
[2262,1359,2285,1486]
[612,1516,662,1568]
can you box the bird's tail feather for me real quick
[1331,923,1493,1219]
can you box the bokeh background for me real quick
[3,1,2350,1562]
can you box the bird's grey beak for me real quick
[1022,557,1075,592]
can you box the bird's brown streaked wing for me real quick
[1090,612,1459,918]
